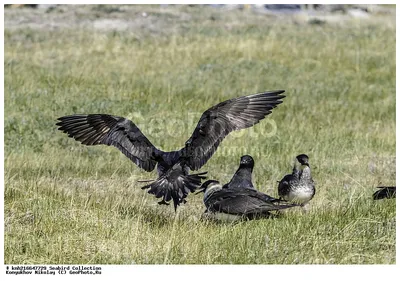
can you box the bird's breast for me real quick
[283,184,315,204]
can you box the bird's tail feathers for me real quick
[141,164,207,211]
[276,202,300,210]
[263,201,300,211]
[262,194,282,203]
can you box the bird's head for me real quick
[240,155,254,169]
[296,154,310,167]
[195,179,221,195]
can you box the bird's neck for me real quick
[237,165,253,175]
[229,166,253,185]
[292,162,301,178]
[300,166,312,181]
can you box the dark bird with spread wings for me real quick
[56,90,286,210]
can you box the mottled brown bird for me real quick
[278,154,315,206]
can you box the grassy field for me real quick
[4,5,396,264]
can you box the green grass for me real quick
[4,5,395,264]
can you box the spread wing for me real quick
[208,189,295,215]
[181,90,286,170]
[56,114,160,172]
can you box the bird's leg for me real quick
[301,203,310,213]
[157,200,170,206]
[277,197,288,203]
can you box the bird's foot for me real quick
[157,200,170,206]
[301,204,310,213]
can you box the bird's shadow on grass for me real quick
[117,204,179,228]
[117,203,289,228]
[198,211,284,226]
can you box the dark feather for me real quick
[278,174,298,198]
[56,114,159,172]
[373,186,396,200]
[206,188,296,216]
[182,90,285,170]
[141,162,207,210]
